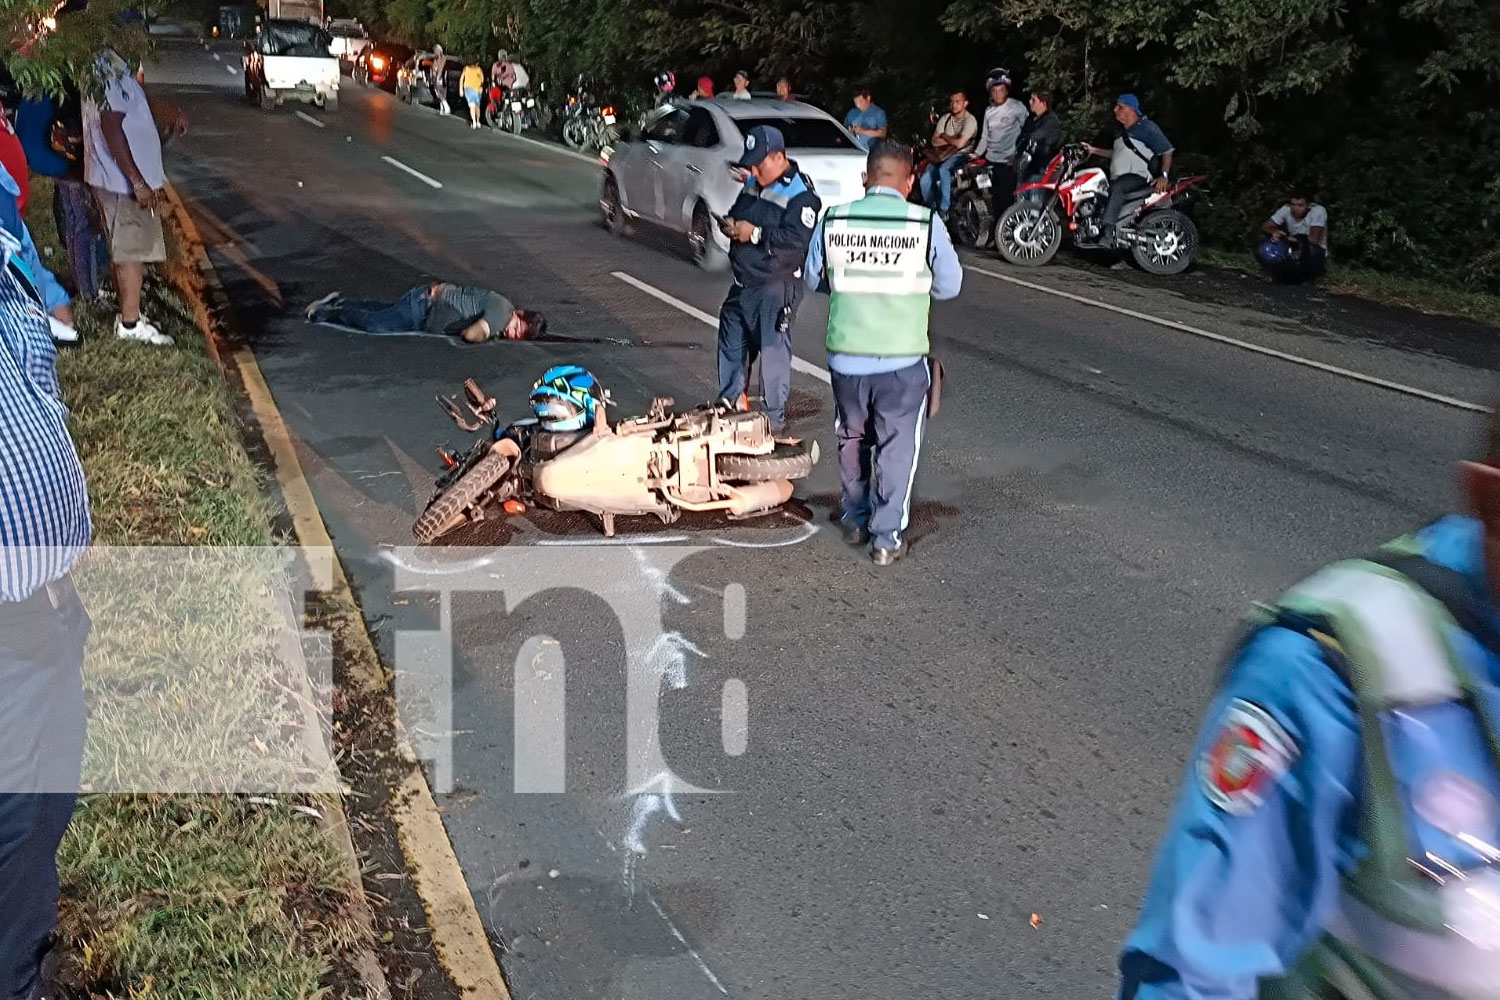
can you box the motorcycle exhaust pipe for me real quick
[725,480,793,515]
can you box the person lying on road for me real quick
[305,283,547,342]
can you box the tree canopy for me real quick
[327,0,1500,287]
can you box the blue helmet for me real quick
[1256,236,1288,266]
[529,365,601,432]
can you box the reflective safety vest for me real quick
[822,193,934,357]
[1255,545,1500,1000]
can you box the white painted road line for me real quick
[490,127,603,166]
[381,155,443,189]
[966,263,1490,413]
[295,111,326,129]
[211,52,220,61]
[225,64,237,74]
[611,271,832,385]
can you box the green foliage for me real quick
[1,0,149,100]
[408,0,1500,291]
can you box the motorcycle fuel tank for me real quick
[530,432,670,517]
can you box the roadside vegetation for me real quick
[27,178,367,1000]
[336,0,1500,325]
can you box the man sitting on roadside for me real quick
[918,89,978,219]
[305,282,547,342]
[1257,192,1329,283]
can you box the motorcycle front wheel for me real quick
[995,201,1063,267]
[413,450,514,544]
[562,118,586,149]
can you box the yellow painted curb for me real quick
[162,182,513,1000]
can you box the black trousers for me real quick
[1103,174,1151,239]
[0,576,90,1000]
[989,161,1017,219]
[1265,242,1328,284]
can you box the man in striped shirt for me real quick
[0,223,92,1000]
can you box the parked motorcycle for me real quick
[562,97,618,152]
[948,157,995,248]
[993,143,1208,275]
[488,85,542,134]
[413,379,819,543]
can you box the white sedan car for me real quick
[600,98,868,270]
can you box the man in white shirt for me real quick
[1259,193,1329,282]
[83,49,186,346]
[978,74,1027,217]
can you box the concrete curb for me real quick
[161,182,512,1000]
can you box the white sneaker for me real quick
[305,291,341,320]
[114,315,174,346]
[48,316,80,344]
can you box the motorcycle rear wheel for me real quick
[413,450,514,544]
[717,442,816,482]
[562,118,585,149]
[1131,210,1199,275]
[995,202,1063,267]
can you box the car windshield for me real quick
[262,23,330,56]
[735,116,858,150]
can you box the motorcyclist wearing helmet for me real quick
[492,50,529,94]
[654,70,677,108]
[529,365,601,432]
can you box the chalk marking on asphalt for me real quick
[646,892,729,995]
[382,155,444,189]
[611,271,832,385]
[966,263,1490,413]
[164,183,511,1000]
[295,110,326,129]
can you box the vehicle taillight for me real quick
[370,55,385,69]
[602,106,615,116]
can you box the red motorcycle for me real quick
[993,143,1208,274]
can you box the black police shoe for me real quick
[870,542,906,566]
[841,521,870,546]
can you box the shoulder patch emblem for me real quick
[801,207,817,229]
[1198,699,1298,816]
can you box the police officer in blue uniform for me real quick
[1118,418,1500,1000]
[717,125,821,435]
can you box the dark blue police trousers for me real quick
[717,281,801,432]
[831,359,931,551]
[0,576,89,1000]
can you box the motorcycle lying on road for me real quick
[561,97,619,152]
[413,380,819,543]
[993,143,1208,275]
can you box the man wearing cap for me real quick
[691,76,716,100]
[730,70,753,100]
[716,125,821,436]
[978,74,1028,218]
[1084,94,1174,251]
[804,139,962,565]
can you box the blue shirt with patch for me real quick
[1118,515,1500,1000]
[726,161,822,287]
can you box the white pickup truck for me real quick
[325,18,370,69]
[244,18,340,111]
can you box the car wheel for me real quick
[690,204,729,272]
[601,174,631,236]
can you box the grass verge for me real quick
[26,177,368,998]
[1199,245,1500,328]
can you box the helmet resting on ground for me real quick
[530,365,602,432]
[1256,236,1288,266]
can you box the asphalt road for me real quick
[152,39,1493,999]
